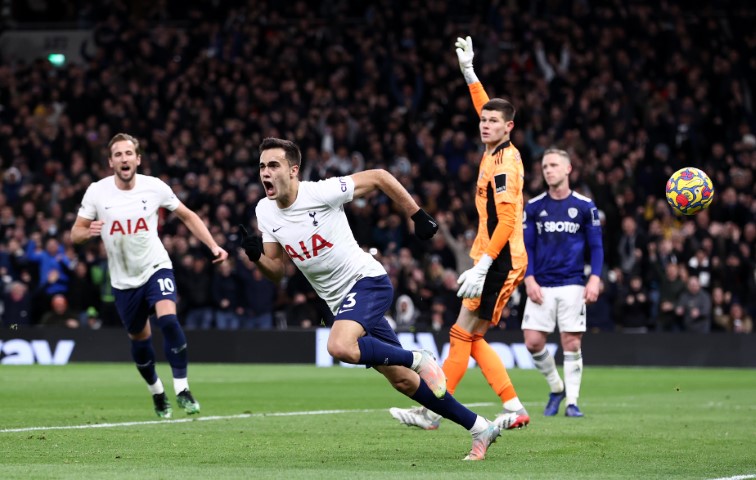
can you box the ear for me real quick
[290,164,299,178]
[136,154,142,166]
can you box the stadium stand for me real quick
[0,1,753,332]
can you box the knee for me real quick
[327,340,359,364]
[525,338,545,353]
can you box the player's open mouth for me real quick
[120,165,131,174]
[262,180,275,196]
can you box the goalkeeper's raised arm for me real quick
[455,35,489,116]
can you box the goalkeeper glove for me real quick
[455,35,479,84]
[456,254,493,298]
[411,209,439,240]
[238,224,263,262]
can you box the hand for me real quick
[524,275,544,304]
[584,275,600,304]
[456,254,493,298]
[211,245,228,264]
[455,36,474,73]
[238,224,263,262]
[90,220,104,238]
[411,209,438,240]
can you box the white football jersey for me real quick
[78,174,180,289]
[256,176,386,313]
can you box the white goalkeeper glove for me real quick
[456,254,493,299]
[455,35,479,85]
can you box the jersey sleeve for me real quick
[584,202,604,276]
[157,178,180,211]
[77,184,98,220]
[313,176,354,209]
[491,159,521,205]
[468,82,490,116]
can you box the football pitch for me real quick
[1,364,754,480]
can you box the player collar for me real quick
[491,140,511,156]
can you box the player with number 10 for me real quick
[72,133,229,418]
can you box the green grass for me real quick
[1,364,755,479]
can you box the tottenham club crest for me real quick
[308,211,318,226]
[568,207,578,219]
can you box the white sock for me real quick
[503,398,524,412]
[563,350,583,406]
[410,351,422,370]
[469,415,490,434]
[173,377,189,395]
[147,378,164,395]
[532,348,564,393]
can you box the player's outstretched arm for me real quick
[351,169,438,240]
[174,203,228,263]
[455,35,490,115]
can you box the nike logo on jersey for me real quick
[273,227,282,232]
[141,200,147,203]
[105,206,113,210]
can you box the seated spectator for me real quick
[2,281,32,328]
[616,275,651,333]
[178,256,214,330]
[394,294,418,331]
[656,263,686,332]
[39,294,79,328]
[212,259,242,330]
[710,286,733,332]
[675,276,712,333]
[715,303,753,334]
[238,257,276,330]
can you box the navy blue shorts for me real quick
[113,268,178,335]
[333,275,401,348]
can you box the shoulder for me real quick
[527,192,548,205]
[255,198,275,215]
[139,174,169,188]
[85,176,112,194]
[571,191,594,204]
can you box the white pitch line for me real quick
[707,475,756,480]
[0,402,495,434]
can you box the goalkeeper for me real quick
[391,35,530,432]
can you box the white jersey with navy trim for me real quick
[78,174,180,289]
[255,176,387,314]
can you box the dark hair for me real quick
[108,133,141,157]
[259,137,302,168]
[481,98,516,122]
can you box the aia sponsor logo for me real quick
[109,218,148,235]
[285,234,333,261]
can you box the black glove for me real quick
[411,209,439,240]
[238,224,263,262]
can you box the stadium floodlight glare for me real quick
[47,53,66,67]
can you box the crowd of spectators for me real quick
[0,0,754,334]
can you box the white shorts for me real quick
[521,285,586,333]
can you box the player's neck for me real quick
[114,175,137,191]
[485,136,510,154]
[548,184,571,200]
[275,181,300,209]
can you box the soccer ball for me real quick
[665,167,714,215]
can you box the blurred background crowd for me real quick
[0,0,754,334]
